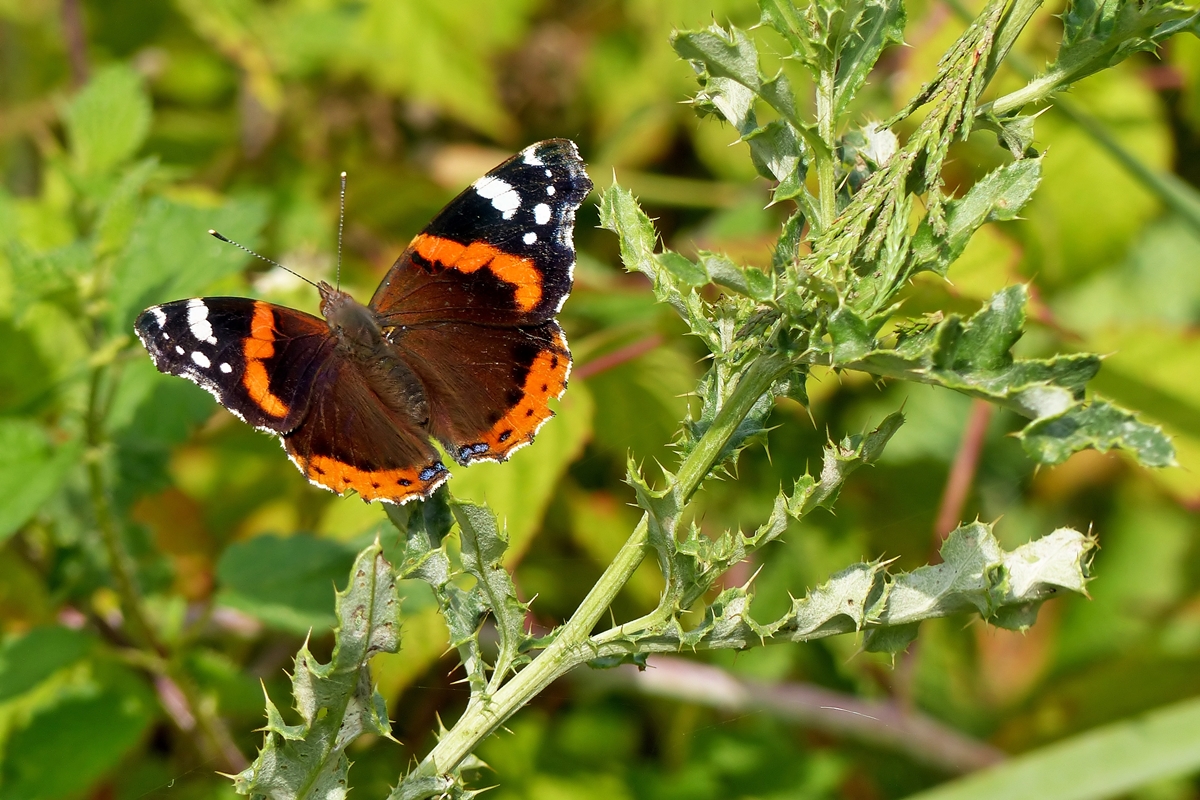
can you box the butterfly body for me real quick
[135,139,591,504]
[318,282,431,428]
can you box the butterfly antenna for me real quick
[336,171,347,291]
[208,230,319,289]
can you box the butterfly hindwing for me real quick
[370,139,591,327]
[282,355,448,504]
[392,321,571,464]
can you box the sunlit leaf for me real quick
[63,64,152,177]
[0,419,82,542]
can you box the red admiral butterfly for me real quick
[135,139,591,504]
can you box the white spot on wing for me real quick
[544,169,553,177]
[522,146,544,166]
[175,345,185,355]
[474,175,521,219]
[149,306,167,327]
[546,186,555,196]
[186,299,218,345]
[534,203,551,225]
[192,351,211,368]
[219,362,233,373]
[523,231,537,245]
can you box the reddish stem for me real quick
[60,0,90,88]
[574,334,663,381]
[934,399,993,546]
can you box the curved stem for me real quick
[86,366,160,653]
[397,352,791,795]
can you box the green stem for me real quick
[85,363,246,771]
[86,366,161,654]
[982,68,1064,118]
[815,69,838,231]
[961,0,1200,238]
[398,352,791,796]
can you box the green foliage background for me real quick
[1,0,1199,798]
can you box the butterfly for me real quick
[135,139,591,504]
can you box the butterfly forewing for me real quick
[135,298,331,434]
[370,139,591,327]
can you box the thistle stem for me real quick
[815,70,838,231]
[399,352,790,795]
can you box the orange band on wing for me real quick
[296,454,447,504]
[412,233,542,311]
[476,333,570,459]
[243,302,289,418]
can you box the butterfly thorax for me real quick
[318,282,430,427]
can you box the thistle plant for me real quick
[223,0,1198,797]
[4,0,1195,796]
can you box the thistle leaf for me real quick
[1019,397,1175,467]
[598,183,691,317]
[234,541,400,800]
[453,502,531,681]
[839,286,1174,466]
[1053,0,1200,88]
[592,524,1093,658]
[386,492,488,698]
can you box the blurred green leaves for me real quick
[0,420,81,541]
[216,534,358,634]
[0,628,154,800]
[63,64,152,178]
[108,194,268,332]
[906,696,1200,800]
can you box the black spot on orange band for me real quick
[472,331,570,459]
[295,453,447,504]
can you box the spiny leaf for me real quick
[452,501,531,682]
[844,286,1099,410]
[1053,0,1200,88]
[626,456,683,588]
[836,286,1173,466]
[591,524,1092,658]
[386,493,489,698]
[233,540,400,800]
[866,524,1094,648]
[658,414,902,617]
[903,156,1042,283]
[788,411,904,517]
[766,0,906,120]
[672,23,827,158]
[1019,397,1176,467]
[389,755,488,800]
[598,183,690,317]
[828,0,907,119]
[796,0,1017,308]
